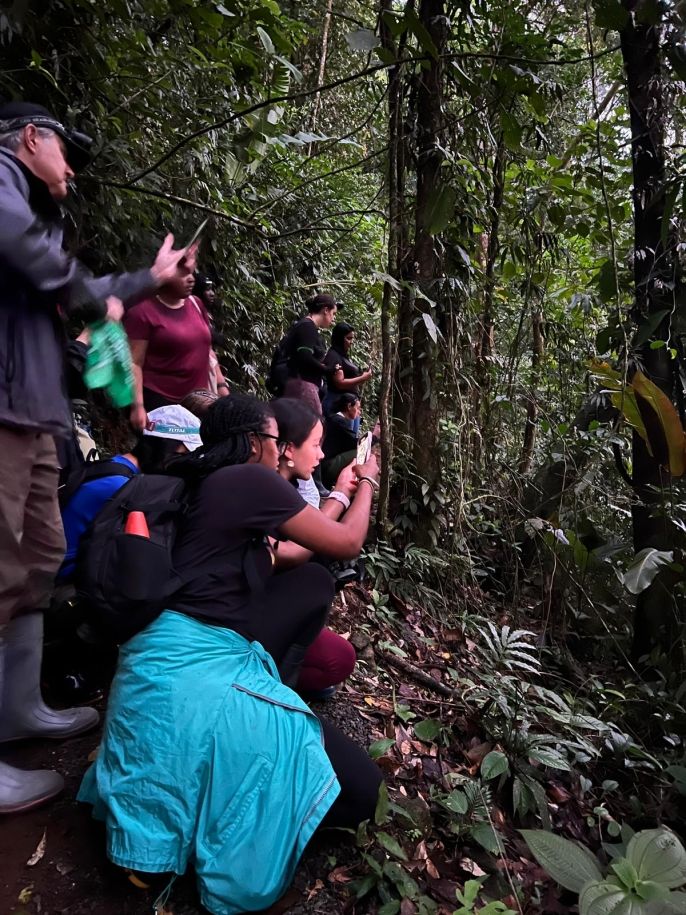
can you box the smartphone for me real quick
[185,217,209,249]
[356,431,373,465]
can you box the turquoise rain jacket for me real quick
[78,610,340,915]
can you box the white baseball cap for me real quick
[144,405,203,452]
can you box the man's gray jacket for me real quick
[0,148,154,438]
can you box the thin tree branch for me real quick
[248,146,387,218]
[127,46,621,186]
[89,179,384,241]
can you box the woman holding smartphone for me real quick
[79,395,381,915]
[323,322,372,432]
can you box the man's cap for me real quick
[144,405,203,452]
[0,101,93,171]
[306,292,343,312]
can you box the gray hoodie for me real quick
[0,148,154,437]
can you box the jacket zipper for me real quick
[231,683,315,717]
[303,773,338,826]
[5,313,15,409]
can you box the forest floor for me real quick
[0,581,665,915]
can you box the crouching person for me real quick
[78,394,382,914]
[44,406,203,698]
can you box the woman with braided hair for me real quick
[79,394,382,915]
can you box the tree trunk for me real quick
[518,309,544,476]
[308,0,334,137]
[620,0,682,663]
[377,0,403,534]
[473,134,506,467]
[410,0,447,546]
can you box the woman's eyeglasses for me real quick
[255,431,288,454]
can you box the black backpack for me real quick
[75,472,268,643]
[75,473,188,642]
[58,458,136,511]
[266,323,298,396]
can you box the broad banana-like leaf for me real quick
[631,372,686,476]
[589,360,648,441]
[590,361,686,476]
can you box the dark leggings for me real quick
[248,563,382,828]
[319,718,383,829]
[250,563,335,687]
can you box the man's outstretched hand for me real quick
[150,234,197,286]
[105,295,124,322]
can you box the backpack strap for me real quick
[58,460,136,511]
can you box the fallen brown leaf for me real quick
[26,829,47,867]
[464,739,492,765]
[327,866,351,884]
[426,858,440,879]
[459,857,486,877]
[306,879,324,901]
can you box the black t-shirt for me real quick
[323,413,358,461]
[169,463,306,636]
[324,348,362,396]
[288,316,328,384]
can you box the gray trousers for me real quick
[0,427,65,624]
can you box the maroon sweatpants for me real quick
[298,628,356,692]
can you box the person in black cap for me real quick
[282,292,343,415]
[0,100,191,815]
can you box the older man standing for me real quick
[0,100,189,813]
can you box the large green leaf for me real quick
[578,880,631,915]
[369,738,395,759]
[421,184,457,235]
[521,830,603,893]
[413,719,442,742]
[471,822,502,854]
[627,829,686,889]
[621,548,673,595]
[481,750,510,780]
[377,831,408,861]
[631,371,686,476]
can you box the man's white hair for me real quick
[0,125,55,152]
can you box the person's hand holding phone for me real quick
[333,461,358,499]
[355,450,380,483]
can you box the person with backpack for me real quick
[79,393,382,915]
[0,100,191,814]
[58,405,203,582]
[270,293,343,413]
[42,405,203,701]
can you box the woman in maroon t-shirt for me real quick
[124,258,229,430]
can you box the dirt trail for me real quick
[1,690,370,915]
